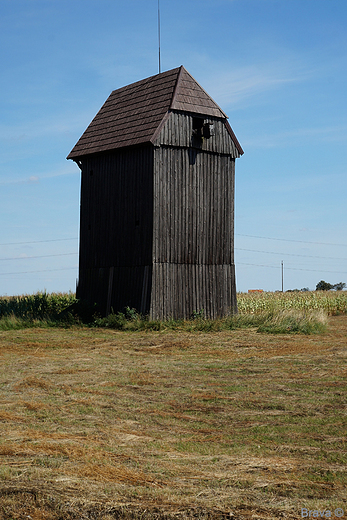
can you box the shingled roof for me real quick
[67,66,243,159]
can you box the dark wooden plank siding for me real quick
[154,111,241,157]
[151,143,236,319]
[150,263,236,319]
[153,146,235,265]
[78,265,153,316]
[77,146,154,315]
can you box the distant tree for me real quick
[316,280,346,291]
[333,282,346,291]
[301,287,310,292]
[316,280,333,291]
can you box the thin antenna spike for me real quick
[158,0,161,73]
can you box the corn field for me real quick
[237,291,347,316]
[0,291,346,324]
[0,292,77,320]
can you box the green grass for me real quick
[94,307,328,334]
[1,290,346,333]
[1,317,346,518]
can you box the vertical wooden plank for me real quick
[153,147,159,266]
[177,151,182,265]
[140,265,148,315]
[167,148,171,264]
[216,154,221,265]
[106,266,114,316]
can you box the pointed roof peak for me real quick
[171,66,227,119]
[67,66,239,159]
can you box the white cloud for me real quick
[0,167,78,186]
[207,66,310,109]
[198,52,321,110]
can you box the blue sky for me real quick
[0,0,346,295]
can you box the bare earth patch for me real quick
[0,317,346,519]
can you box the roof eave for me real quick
[67,139,156,161]
[224,120,244,156]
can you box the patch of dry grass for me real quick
[0,318,346,519]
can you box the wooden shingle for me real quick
[171,67,227,118]
[67,66,243,159]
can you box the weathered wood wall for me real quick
[154,110,241,157]
[77,146,153,315]
[152,146,235,265]
[151,142,236,319]
[150,263,236,319]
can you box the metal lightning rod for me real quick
[158,0,161,73]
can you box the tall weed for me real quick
[93,308,327,334]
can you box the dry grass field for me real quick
[0,315,346,519]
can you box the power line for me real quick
[0,253,77,261]
[2,234,345,248]
[0,238,78,246]
[6,251,78,261]
[237,262,347,275]
[2,263,346,277]
[0,267,77,276]
[236,233,347,247]
[236,247,347,261]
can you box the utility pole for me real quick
[281,261,284,292]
